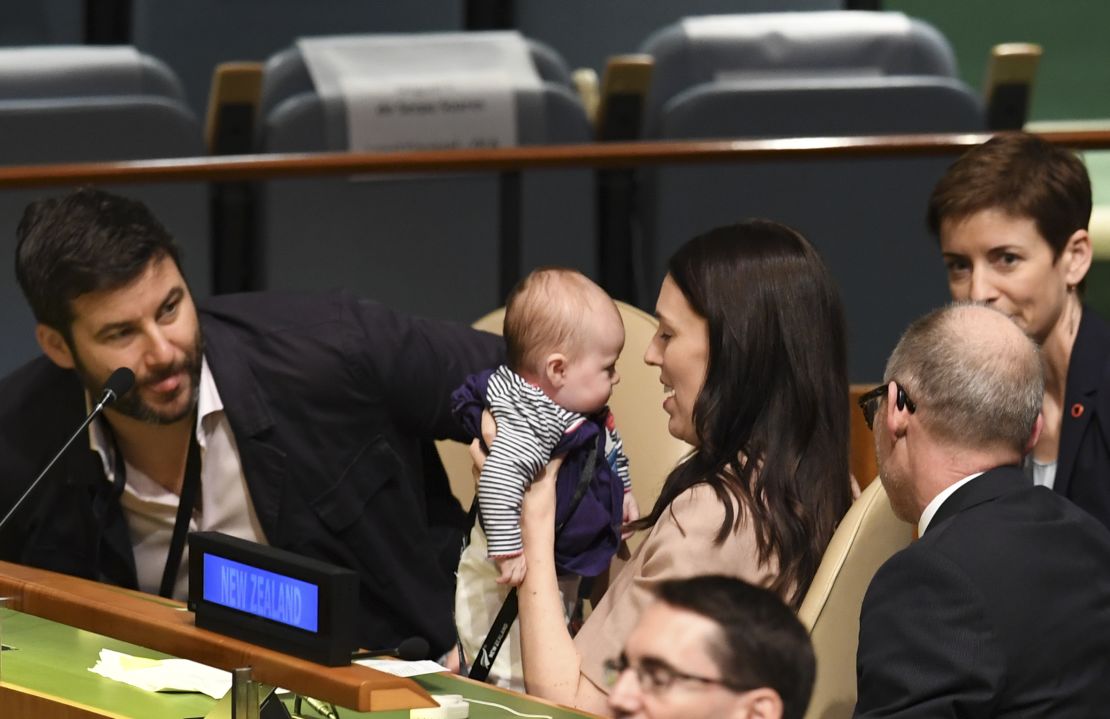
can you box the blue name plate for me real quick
[202,554,320,633]
[189,532,358,665]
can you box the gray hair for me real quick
[884,303,1044,453]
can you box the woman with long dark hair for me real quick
[508,220,853,714]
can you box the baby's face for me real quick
[556,309,625,414]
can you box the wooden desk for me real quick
[0,561,432,712]
[0,562,601,718]
[0,608,601,718]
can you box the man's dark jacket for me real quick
[0,292,504,656]
[855,466,1110,717]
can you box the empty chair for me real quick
[254,32,595,323]
[641,11,960,135]
[633,11,982,380]
[642,77,983,381]
[0,46,209,376]
[798,480,914,719]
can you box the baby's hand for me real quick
[494,553,527,586]
[621,492,640,540]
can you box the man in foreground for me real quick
[855,303,1110,717]
[0,188,503,657]
[606,575,815,719]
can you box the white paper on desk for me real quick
[355,658,449,677]
[88,648,232,700]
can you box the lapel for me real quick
[924,466,1027,535]
[199,312,290,545]
[1055,307,1110,497]
[71,430,138,587]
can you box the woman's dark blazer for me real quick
[1057,305,1110,529]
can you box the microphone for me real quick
[0,367,135,534]
[351,636,430,662]
[97,367,135,412]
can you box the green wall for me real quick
[888,0,1110,121]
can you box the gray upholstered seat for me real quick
[636,13,983,381]
[0,47,208,376]
[0,45,186,100]
[642,11,960,136]
[254,35,595,323]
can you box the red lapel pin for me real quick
[1071,403,1085,418]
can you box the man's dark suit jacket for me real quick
[0,292,504,656]
[1057,306,1110,529]
[855,466,1110,717]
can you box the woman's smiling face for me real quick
[644,275,709,446]
[939,208,1089,345]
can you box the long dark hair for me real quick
[630,220,851,608]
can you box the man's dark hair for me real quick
[15,188,182,335]
[926,132,1092,259]
[657,575,815,719]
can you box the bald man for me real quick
[854,303,1110,717]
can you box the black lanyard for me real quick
[466,433,601,682]
[159,429,202,599]
[113,426,205,599]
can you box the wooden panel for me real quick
[0,684,117,719]
[0,562,435,713]
[850,384,880,490]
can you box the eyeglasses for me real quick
[602,654,750,695]
[857,382,917,431]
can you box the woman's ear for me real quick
[35,324,76,370]
[1062,228,1092,288]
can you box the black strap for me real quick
[468,434,602,682]
[159,429,202,599]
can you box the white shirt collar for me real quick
[195,356,223,430]
[918,471,984,535]
[89,356,221,476]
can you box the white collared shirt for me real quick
[89,357,267,600]
[1031,458,1057,491]
[917,472,984,535]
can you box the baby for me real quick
[452,267,638,687]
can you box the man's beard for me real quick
[72,328,204,425]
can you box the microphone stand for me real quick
[0,373,130,534]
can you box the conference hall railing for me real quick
[2,130,1109,295]
[3,130,1110,187]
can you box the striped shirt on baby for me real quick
[479,364,630,558]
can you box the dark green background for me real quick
[889,0,1110,121]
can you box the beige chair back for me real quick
[435,301,690,540]
[798,479,914,719]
